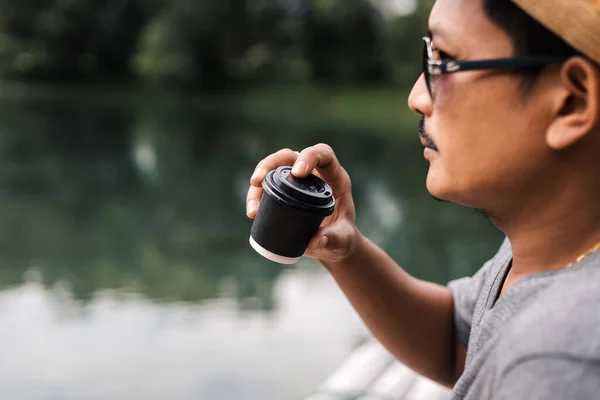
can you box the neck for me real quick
[490,179,600,276]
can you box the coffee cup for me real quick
[249,166,336,264]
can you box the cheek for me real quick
[431,75,452,98]
[427,81,547,203]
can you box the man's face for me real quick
[408,0,557,213]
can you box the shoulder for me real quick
[448,238,512,346]
[450,237,512,292]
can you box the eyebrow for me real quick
[428,25,454,48]
[428,24,446,36]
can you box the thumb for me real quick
[306,220,356,255]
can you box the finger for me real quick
[246,185,263,218]
[311,169,323,180]
[250,148,299,188]
[306,229,329,254]
[292,143,349,194]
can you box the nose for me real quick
[408,73,433,117]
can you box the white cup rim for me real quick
[249,236,301,265]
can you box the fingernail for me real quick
[251,168,263,182]
[247,200,258,216]
[318,236,328,250]
[292,161,305,175]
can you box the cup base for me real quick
[249,236,301,265]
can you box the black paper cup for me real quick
[250,166,336,264]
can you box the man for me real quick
[246,0,600,398]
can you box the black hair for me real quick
[483,0,579,82]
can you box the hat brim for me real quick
[512,0,600,63]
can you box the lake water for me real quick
[0,96,503,399]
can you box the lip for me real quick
[424,147,438,159]
[420,137,438,152]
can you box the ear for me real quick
[546,57,600,150]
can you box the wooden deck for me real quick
[305,339,452,400]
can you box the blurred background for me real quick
[0,0,504,399]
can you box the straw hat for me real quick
[511,0,600,63]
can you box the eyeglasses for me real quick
[422,36,568,99]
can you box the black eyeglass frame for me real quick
[422,36,569,98]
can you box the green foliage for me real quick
[382,1,431,86]
[0,0,147,81]
[132,9,197,85]
[305,0,385,84]
[0,0,433,88]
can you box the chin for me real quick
[426,182,453,203]
[425,166,452,200]
[425,169,469,206]
[426,173,492,214]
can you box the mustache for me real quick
[418,117,438,151]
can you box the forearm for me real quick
[321,233,461,387]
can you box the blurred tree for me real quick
[304,0,387,85]
[132,0,301,89]
[382,0,433,86]
[0,0,149,81]
[0,0,433,88]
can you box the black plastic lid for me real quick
[262,166,335,215]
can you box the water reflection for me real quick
[0,271,368,400]
[0,98,503,399]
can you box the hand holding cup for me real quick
[246,144,360,265]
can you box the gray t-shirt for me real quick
[448,238,600,400]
